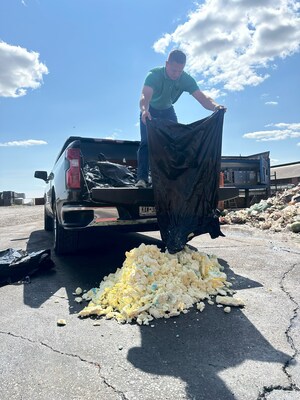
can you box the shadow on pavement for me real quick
[219,258,263,291]
[23,228,288,400]
[127,303,288,400]
[23,229,163,313]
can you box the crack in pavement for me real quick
[0,330,129,399]
[257,263,300,399]
[269,242,300,255]
[0,330,101,368]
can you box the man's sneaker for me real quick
[135,179,147,188]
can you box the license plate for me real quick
[139,206,156,217]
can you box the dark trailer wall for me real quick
[221,151,270,208]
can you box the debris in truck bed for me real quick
[83,161,136,189]
[221,184,300,233]
[78,244,242,325]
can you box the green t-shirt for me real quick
[144,66,199,110]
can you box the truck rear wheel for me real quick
[53,206,79,255]
[44,208,54,231]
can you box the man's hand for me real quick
[214,105,227,112]
[140,86,153,124]
[141,110,152,124]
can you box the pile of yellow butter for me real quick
[78,244,244,325]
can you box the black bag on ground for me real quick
[0,248,55,285]
[147,110,225,254]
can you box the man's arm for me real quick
[140,85,154,124]
[192,89,226,112]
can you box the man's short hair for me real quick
[168,50,186,65]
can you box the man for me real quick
[136,49,226,188]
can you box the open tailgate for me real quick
[90,186,239,206]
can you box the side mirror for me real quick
[34,171,48,181]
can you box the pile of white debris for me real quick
[221,184,300,233]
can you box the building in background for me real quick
[0,191,26,206]
[270,161,300,191]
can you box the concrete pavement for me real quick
[0,208,300,399]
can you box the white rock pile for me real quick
[221,184,300,233]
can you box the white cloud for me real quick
[104,132,119,140]
[0,139,48,147]
[202,88,226,99]
[267,122,300,130]
[265,101,278,105]
[153,34,172,54]
[0,41,49,97]
[153,0,300,92]
[103,128,124,140]
[270,158,279,164]
[243,122,300,141]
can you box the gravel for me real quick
[0,205,44,227]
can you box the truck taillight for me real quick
[66,148,81,189]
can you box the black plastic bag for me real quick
[147,110,225,253]
[83,161,136,188]
[0,248,55,285]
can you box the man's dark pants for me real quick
[137,105,178,182]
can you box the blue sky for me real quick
[0,0,300,198]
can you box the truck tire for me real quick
[44,208,54,231]
[53,206,79,255]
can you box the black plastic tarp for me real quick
[0,248,55,285]
[83,161,136,189]
[147,109,225,253]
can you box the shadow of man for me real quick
[22,228,291,399]
[127,300,290,400]
[127,260,290,400]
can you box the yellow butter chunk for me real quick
[79,244,234,325]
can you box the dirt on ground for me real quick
[0,205,44,228]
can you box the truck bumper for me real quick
[60,204,159,231]
[60,186,238,230]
